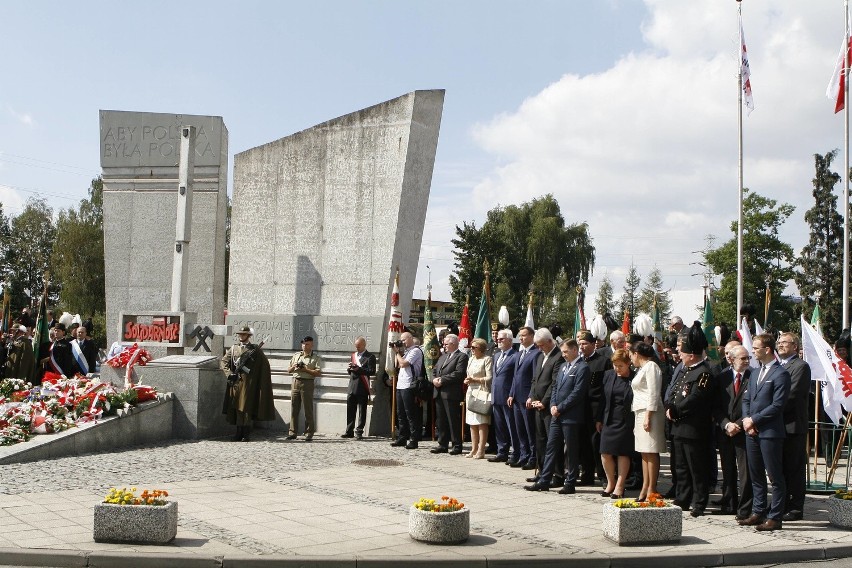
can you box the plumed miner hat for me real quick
[679,321,708,354]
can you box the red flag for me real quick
[458,302,472,349]
[621,309,630,336]
[828,31,852,113]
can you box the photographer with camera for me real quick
[391,331,423,450]
[286,336,323,441]
[220,326,274,442]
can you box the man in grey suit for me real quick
[526,328,566,484]
[524,339,589,493]
[740,333,791,531]
[777,332,811,521]
[429,334,469,455]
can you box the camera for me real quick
[389,340,404,349]
[296,362,306,369]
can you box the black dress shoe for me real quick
[488,455,509,463]
[600,491,612,497]
[690,509,705,518]
[304,435,313,442]
[405,441,418,449]
[550,478,565,488]
[610,493,624,499]
[756,519,782,531]
[449,447,463,455]
[526,476,540,483]
[524,482,550,492]
[558,485,576,495]
[285,434,297,440]
[430,447,449,454]
[521,463,537,470]
[506,460,519,466]
[509,461,524,468]
[783,511,803,521]
[341,433,355,439]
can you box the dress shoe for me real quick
[600,491,612,497]
[285,434,297,440]
[390,439,407,447]
[738,514,766,526]
[756,519,782,531]
[558,485,576,495]
[526,476,540,483]
[449,447,463,455]
[304,435,313,442]
[690,509,705,518]
[524,482,550,492]
[356,434,363,440]
[783,511,803,521]
[735,513,750,521]
[506,460,519,467]
[610,493,624,499]
[521,463,537,470]
[405,441,419,449]
[430,447,449,454]
[550,477,565,488]
[340,433,354,438]
[488,455,509,463]
[509,461,525,468]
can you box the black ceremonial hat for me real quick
[679,321,708,354]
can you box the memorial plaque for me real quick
[225,314,383,352]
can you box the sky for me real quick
[1,1,849,327]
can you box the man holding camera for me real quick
[391,331,423,449]
[286,336,323,441]
[343,336,376,440]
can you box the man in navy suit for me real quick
[524,339,589,494]
[429,334,469,455]
[777,332,811,522]
[488,328,519,463]
[740,333,791,531]
[526,328,565,482]
[508,326,539,469]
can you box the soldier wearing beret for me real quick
[666,321,716,517]
[577,329,612,484]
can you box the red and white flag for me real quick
[385,268,404,375]
[828,21,852,114]
[740,14,754,115]
[801,315,852,425]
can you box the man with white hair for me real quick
[489,328,519,463]
[430,333,468,454]
[526,328,564,484]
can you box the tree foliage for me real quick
[705,188,796,331]
[637,265,672,322]
[449,195,595,329]
[595,275,616,317]
[5,198,57,309]
[619,264,641,318]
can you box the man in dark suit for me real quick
[430,334,469,455]
[44,323,81,378]
[508,326,539,469]
[72,325,99,376]
[740,333,792,531]
[342,336,376,440]
[777,332,811,522]
[489,328,519,463]
[713,345,752,519]
[577,329,613,484]
[525,339,589,493]
[526,328,564,485]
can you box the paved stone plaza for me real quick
[1,431,852,567]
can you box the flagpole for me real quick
[736,0,745,324]
[844,0,851,330]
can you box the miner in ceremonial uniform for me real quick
[342,336,376,440]
[221,326,274,442]
[666,321,715,517]
[5,325,34,381]
[577,329,612,484]
[44,323,80,380]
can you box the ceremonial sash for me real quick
[49,342,69,377]
[352,352,371,401]
[71,339,89,375]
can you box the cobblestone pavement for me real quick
[1,430,851,564]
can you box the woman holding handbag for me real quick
[464,337,493,459]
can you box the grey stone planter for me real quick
[602,502,682,545]
[828,495,852,529]
[409,506,469,544]
[93,500,178,544]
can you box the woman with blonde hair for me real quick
[464,337,493,459]
[629,341,667,501]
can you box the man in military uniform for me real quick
[577,329,612,484]
[666,321,716,517]
[286,336,323,441]
[5,325,34,381]
[342,336,376,440]
[221,326,274,442]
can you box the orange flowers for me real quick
[414,496,465,512]
[104,487,170,506]
[612,492,672,509]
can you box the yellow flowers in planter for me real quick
[834,489,852,501]
[413,495,464,512]
[104,487,169,506]
[612,492,671,508]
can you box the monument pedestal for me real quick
[143,355,230,439]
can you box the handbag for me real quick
[466,385,492,415]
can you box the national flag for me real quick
[739,316,760,369]
[811,303,822,336]
[524,294,535,330]
[828,19,852,114]
[422,290,439,381]
[702,297,721,361]
[754,319,764,336]
[474,272,492,343]
[740,13,755,114]
[30,282,50,382]
[801,314,852,425]
[385,268,404,376]
[621,309,630,336]
[458,300,472,349]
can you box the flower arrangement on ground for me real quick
[612,492,671,508]
[834,489,852,501]
[603,492,682,544]
[413,496,465,512]
[104,487,169,506]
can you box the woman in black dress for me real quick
[596,348,635,498]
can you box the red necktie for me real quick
[734,372,741,396]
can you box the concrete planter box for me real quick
[409,506,469,544]
[602,503,682,545]
[828,495,852,529]
[93,500,178,544]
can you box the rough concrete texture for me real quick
[93,501,178,544]
[99,110,229,356]
[829,495,852,529]
[408,506,469,544]
[601,502,682,545]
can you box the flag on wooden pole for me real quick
[385,268,404,376]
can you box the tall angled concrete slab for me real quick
[228,90,444,436]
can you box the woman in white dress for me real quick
[464,337,493,459]
[629,341,666,501]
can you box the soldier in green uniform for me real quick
[221,326,275,442]
[5,325,34,381]
[665,321,716,517]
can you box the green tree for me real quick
[705,188,796,331]
[51,177,105,319]
[6,198,56,310]
[619,263,641,320]
[637,265,672,322]
[795,151,844,341]
[449,194,595,329]
[595,275,616,317]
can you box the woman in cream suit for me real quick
[464,337,493,459]
[629,341,666,501]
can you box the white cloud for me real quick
[0,184,27,215]
[6,105,34,127]
[459,0,846,321]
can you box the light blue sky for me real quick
[1,2,847,325]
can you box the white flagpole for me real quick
[736,0,745,323]
[844,0,850,329]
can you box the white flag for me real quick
[828,19,852,114]
[524,303,535,330]
[740,14,755,115]
[739,317,759,369]
[754,319,764,336]
[800,315,852,425]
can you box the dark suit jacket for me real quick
[551,358,589,424]
[714,367,750,432]
[509,345,540,402]
[491,348,519,406]
[782,356,811,435]
[598,368,634,425]
[530,345,563,408]
[584,351,613,421]
[50,339,81,377]
[743,362,791,439]
[433,349,469,401]
[347,350,376,396]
